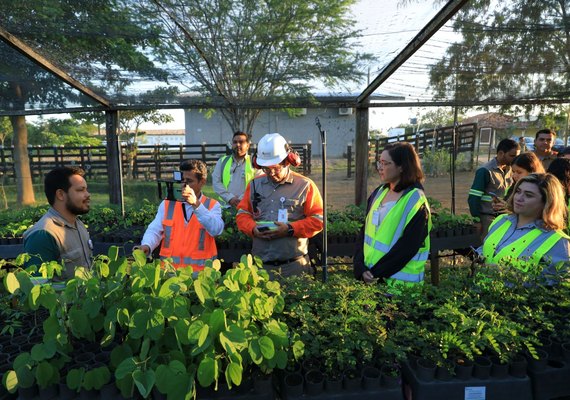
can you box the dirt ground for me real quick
[309,161,472,214]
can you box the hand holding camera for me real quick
[182,184,199,208]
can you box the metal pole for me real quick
[315,118,328,282]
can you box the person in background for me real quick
[477,173,569,281]
[468,138,520,239]
[24,166,92,278]
[492,152,544,212]
[136,160,224,271]
[212,131,261,208]
[558,146,570,159]
[236,133,324,278]
[533,128,558,169]
[547,158,570,233]
[353,142,431,291]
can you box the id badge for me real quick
[372,210,380,226]
[278,208,288,223]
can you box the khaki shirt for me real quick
[24,207,92,278]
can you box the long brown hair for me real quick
[383,142,424,192]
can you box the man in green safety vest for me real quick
[212,131,261,208]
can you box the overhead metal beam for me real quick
[356,0,469,104]
[0,26,111,108]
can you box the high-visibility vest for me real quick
[159,197,218,271]
[363,187,431,290]
[220,155,255,190]
[482,214,567,272]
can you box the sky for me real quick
[138,0,445,133]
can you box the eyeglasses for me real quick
[262,164,284,174]
[376,160,393,170]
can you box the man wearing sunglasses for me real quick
[212,131,261,208]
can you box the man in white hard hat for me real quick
[236,133,324,278]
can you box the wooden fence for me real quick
[0,142,312,182]
[346,123,477,177]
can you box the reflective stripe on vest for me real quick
[160,255,217,266]
[363,187,431,285]
[482,214,565,271]
[221,155,255,190]
[160,197,218,270]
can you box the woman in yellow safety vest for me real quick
[353,142,431,290]
[477,173,569,280]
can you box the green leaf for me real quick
[258,336,275,359]
[29,285,41,309]
[69,306,91,338]
[115,357,137,380]
[198,325,210,347]
[3,370,18,393]
[187,320,205,343]
[226,362,242,386]
[110,344,133,370]
[31,341,56,362]
[133,369,155,398]
[35,361,54,388]
[140,338,150,360]
[147,310,165,341]
[248,339,263,365]
[130,309,150,339]
[133,249,147,267]
[209,309,226,337]
[158,277,179,298]
[197,357,216,388]
[153,263,161,290]
[66,368,85,391]
[292,340,305,360]
[83,366,111,390]
[4,272,19,293]
[275,349,288,369]
[43,315,60,341]
[108,245,119,262]
[15,365,34,389]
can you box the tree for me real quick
[145,0,370,133]
[0,117,12,147]
[117,110,174,179]
[0,0,167,205]
[429,1,570,110]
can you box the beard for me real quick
[66,198,90,215]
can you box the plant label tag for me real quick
[278,209,288,223]
[465,386,486,400]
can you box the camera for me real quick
[157,171,185,201]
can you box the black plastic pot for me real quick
[324,372,343,392]
[509,354,528,378]
[304,369,324,396]
[380,365,400,388]
[252,370,273,394]
[473,356,492,379]
[415,358,436,381]
[435,365,453,381]
[18,385,38,400]
[361,366,381,390]
[38,384,58,400]
[490,356,509,379]
[283,372,304,398]
[454,358,473,380]
[527,349,549,371]
[343,368,361,391]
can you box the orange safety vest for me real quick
[159,197,218,271]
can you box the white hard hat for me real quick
[256,133,288,166]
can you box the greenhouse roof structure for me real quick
[2,0,567,117]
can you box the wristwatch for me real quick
[287,223,294,237]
